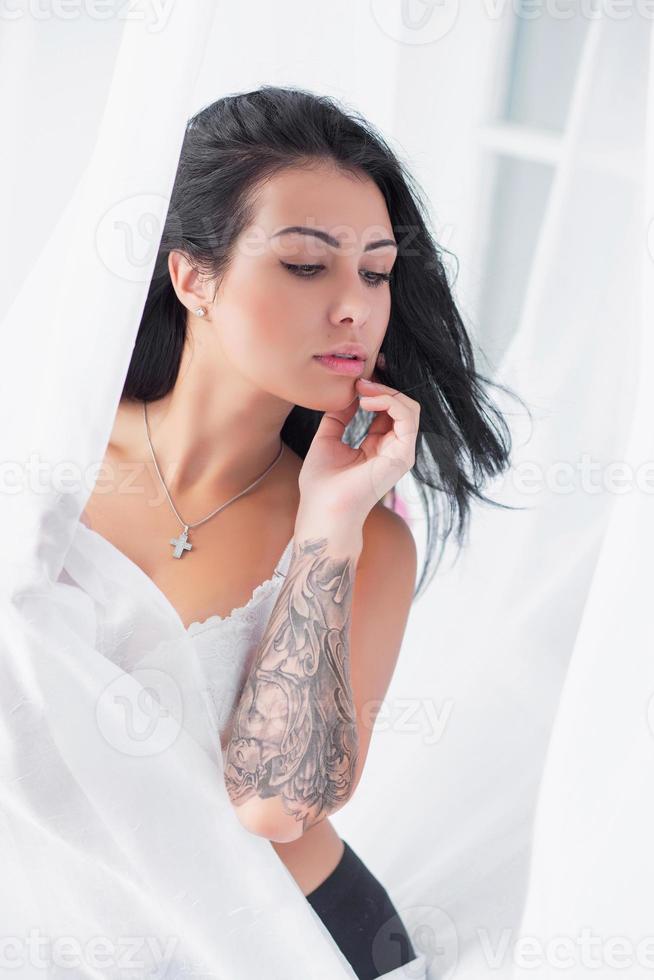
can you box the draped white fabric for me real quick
[1,7,650,980]
[332,13,653,980]
[0,8,425,979]
[510,19,654,979]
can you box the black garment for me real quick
[305,840,417,979]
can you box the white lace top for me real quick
[67,514,294,760]
[185,537,294,751]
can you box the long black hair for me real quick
[123,84,526,600]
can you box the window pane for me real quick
[477,155,554,359]
[502,7,589,131]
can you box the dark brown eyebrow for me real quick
[271,226,397,252]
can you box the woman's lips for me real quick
[313,355,366,376]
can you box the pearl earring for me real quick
[194,306,207,317]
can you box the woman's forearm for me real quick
[223,511,363,843]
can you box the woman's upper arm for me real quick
[347,501,418,798]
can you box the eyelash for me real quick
[281,262,392,288]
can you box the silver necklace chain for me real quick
[142,401,285,559]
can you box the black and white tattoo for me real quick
[223,535,360,834]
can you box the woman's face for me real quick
[211,162,397,410]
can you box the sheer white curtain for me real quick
[0,7,428,979]
[331,12,652,979]
[510,18,654,979]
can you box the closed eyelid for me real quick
[271,240,395,268]
[281,261,391,274]
[280,262,391,288]
[279,257,393,272]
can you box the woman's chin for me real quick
[295,389,359,414]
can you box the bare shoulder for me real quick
[107,398,144,456]
[360,499,417,573]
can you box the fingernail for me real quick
[359,378,377,385]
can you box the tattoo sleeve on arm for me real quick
[223,535,360,835]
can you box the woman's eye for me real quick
[281,262,391,288]
[282,262,324,278]
[361,270,391,288]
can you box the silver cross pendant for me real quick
[170,525,192,559]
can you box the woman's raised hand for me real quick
[297,376,420,528]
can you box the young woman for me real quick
[80,85,514,979]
